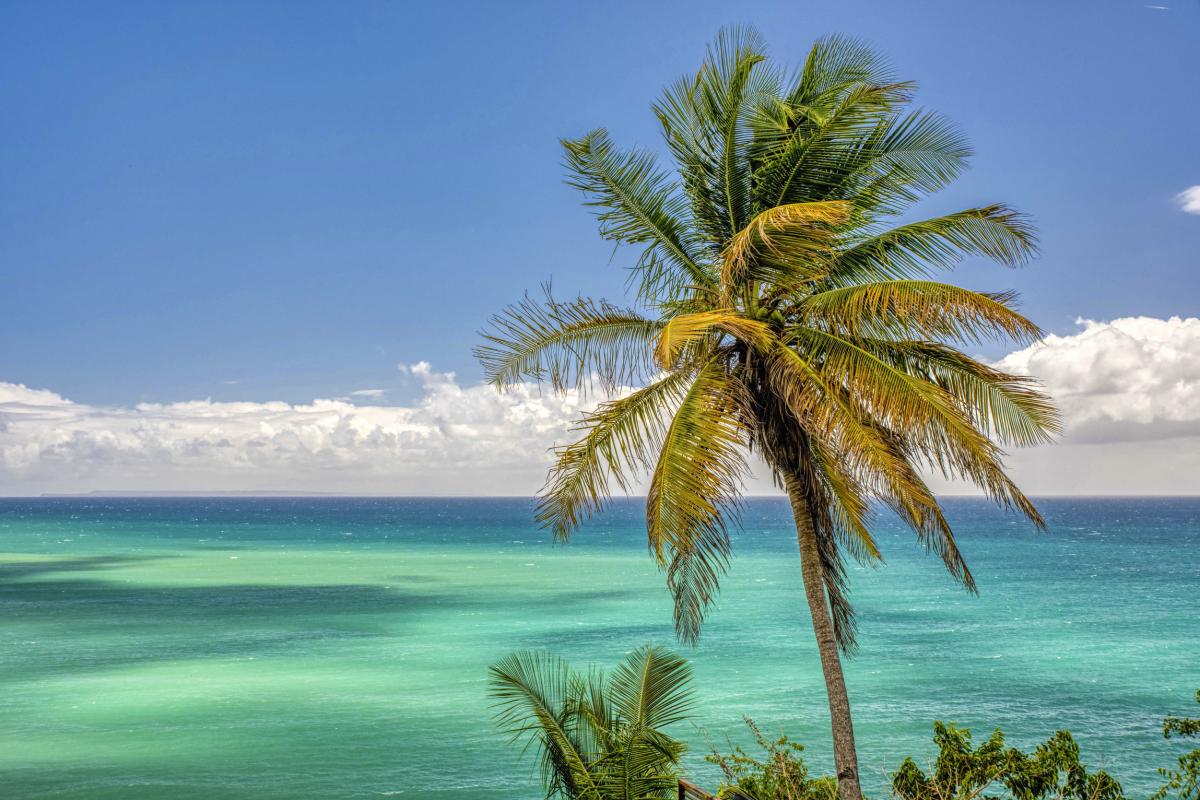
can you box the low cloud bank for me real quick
[0,364,605,495]
[3,317,1200,496]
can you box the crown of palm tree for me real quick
[476,28,1059,652]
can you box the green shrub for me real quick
[892,722,1122,800]
[705,717,839,800]
[1152,690,1200,800]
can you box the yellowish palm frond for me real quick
[859,339,1060,447]
[721,200,852,299]
[788,326,997,459]
[646,361,751,644]
[800,280,1043,344]
[766,348,928,493]
[654,310,770,369]
[536,369,695,542]
[806,438,879,563]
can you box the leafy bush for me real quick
[705,717,838,800]
[1152,690,1200,800]
[892,722,1122,800]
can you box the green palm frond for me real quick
[490,647,691,800]
[476,288,661,393]
[753,81,914,211]
[655,27,775,250]
[489,650,602,800]
[829,205,1038,283]
[838,109,971,216]
[788,34,898,108]
[608,645,694,731]
[563,129,713,300]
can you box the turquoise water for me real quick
[0,497,1196,799]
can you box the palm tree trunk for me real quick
[784,472,863,800]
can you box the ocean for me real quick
[0,497,1196,799]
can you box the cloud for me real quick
[995,316,1200,443]
[0,374,611,496]
[987,316,1200,495]
[348,389,387,399]
[5,316,1200,496]
[1177,186,1200,214]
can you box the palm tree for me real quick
[476,29,1058,800]
[489,645,694,800]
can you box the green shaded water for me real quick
[0,497,1196,798]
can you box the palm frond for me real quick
[476,288,660,393]
[788,34,898,107]
[489,650,602,800]
[655,310,770,369]
[647,361,751,644]
[800,280,1044,345]
[838,109,972,216]
[563,129,713,299]
[536,369,694,541]
[721,200,851,301]
[654,27,774,249]
[753,81,914,210]
[829,205,1038,283]
[860,339,1060,446]
[607,645,694,731]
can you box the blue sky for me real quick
[4,0,1197,408]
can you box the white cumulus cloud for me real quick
[1177,185,1200,215]
[0,367,611,496]
[5,317,1200,496]
[995,316,1200,443]
[991,316,1200,494]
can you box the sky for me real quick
[2,0,1199,495]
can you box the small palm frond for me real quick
[829,205,1038,283]
[563,129,714,300]
[799,280,1044,345]
[491,648,693,800]
[607,645,694,731]
[476,288,661,393]
[647,362,752,644]
[536,369,695,542]
[489,651,602,800]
